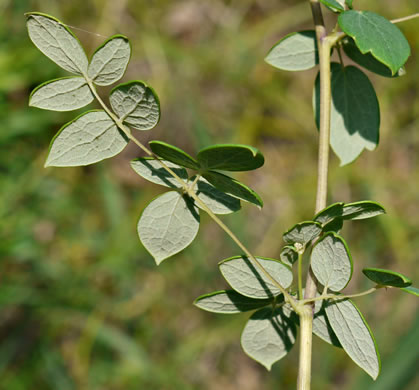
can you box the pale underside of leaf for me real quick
[45,110,128,167]
[342,201,385,220]
[26,13,88,75]
[283,221,322,246]
[241,306,297,370]
[30,77,93,111]
[325,299,380,379]
[312,300,341,347]
[280,246,298,267]
[137,191,200,264]
[88,36,131,86]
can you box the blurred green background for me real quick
[1,0,418,389]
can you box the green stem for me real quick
[302,286,384,304]
[298,252,304,300]
[297,306,313,390]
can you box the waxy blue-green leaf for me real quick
[313,300,341,347]
[241,306,297,370]
[314,202,344,225]
[311,233,353,292]
[342,38,404,78]
[194,176,241,215]
[26,12,88,75]
[280,246,298,267]
[110,81,160,131]
[45,110,128,167]
[325,299,380,379]
[137,191,200,265]
[149,141,199,169]
[265,30,319,71]
[400,286,419,297]
[219,256,293,299]
[88,35,131,86]
[203,171,263,208]
[130,158,188,189]
[197,144,264,171]
[29,77,94,111]
[314,63,380,165]
[320,0,344,13]
[362,268,412,288]
[194,290,273,314]
[283,221,322,246]
[338,11,410,75]
[342,201,385,220]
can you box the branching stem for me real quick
[392,13,419,24]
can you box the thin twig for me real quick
[392,13,419,24]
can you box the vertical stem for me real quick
[297,306,313,390]
[298,253,304,300]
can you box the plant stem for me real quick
[392,13,419,24]
[298,253,304,300]
[302,286,384,304]
[297,305,313,390]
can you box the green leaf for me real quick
[314,202,344,225]
[137,191,200,265]
[342,38,404,78]
[362,268,412,288]
[342,200,385,220]
[313,63,380,165]
[88,35,131,86]
[45,110,128,167]
[194,290,273,314]
[241,306,297,370]
[283,221,322,246]
[311,233,353,292]
[338,11,410,75]
[197,144,264,171]
[26,12,88,75]
[325,299,380,379]
[313,300,342,347]
[280,246,298,267]
[265,30,319,71]
[345,0,353,9]
[194,176,241,215]
[322,217,343,233]
[400,286,419,297]
[29,77,94,112]
[219,256,293,299]
[149,141,199,169]
[130,157,188,189]
[203,171,263,208]
[320,0,344,12]
[110,81,160,130]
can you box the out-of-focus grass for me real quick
[0,0,418,389]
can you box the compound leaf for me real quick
[314,63,380,166]
[29,77,93,111]
[110,81,160,130]
[280,246,298,267]
[194,176,241,215]
[137,191,200,265]
[338,11,410,75]
[88,35,131,86]
[203,171,263,208]
[241,306,297,370]
[130,158,188,189]
[320,0,344,13]
[311,233,353,292]
[401,286,419,297]
[342,201,385,220]
[325,299,380,379]
[194,290,272,314]
[149,141,199,169]
[26,12,88,75]
[197,144,264,172]
[283,221,322,246]
[219,256,293,299]
[362,268,412,288]
[265,30,318,71]
[45,110,128,167]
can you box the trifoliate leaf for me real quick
[29,77,93,111]
[130,158,188,189]
[197,144,264,171]
[45,110,128,167]
[400,286,419,297]
[88,35,131,86]
[219,256,293,299]
[342,201,385,220]
[320,0,344,13]
[137,191,200,265]
[325,299,380,379]
[313,63,380,165]
[311,233,353,292]
[338,11,410,75]
[241,306,297,370]
[283,221,322,246]
[203,171,263,208]
[110,81,160,131]
[194,290,273,314]
[149,141,199,169]
[26,12,88,75]
[280,246,298,267]
[362,268,412,288]
[265,30,318,71]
